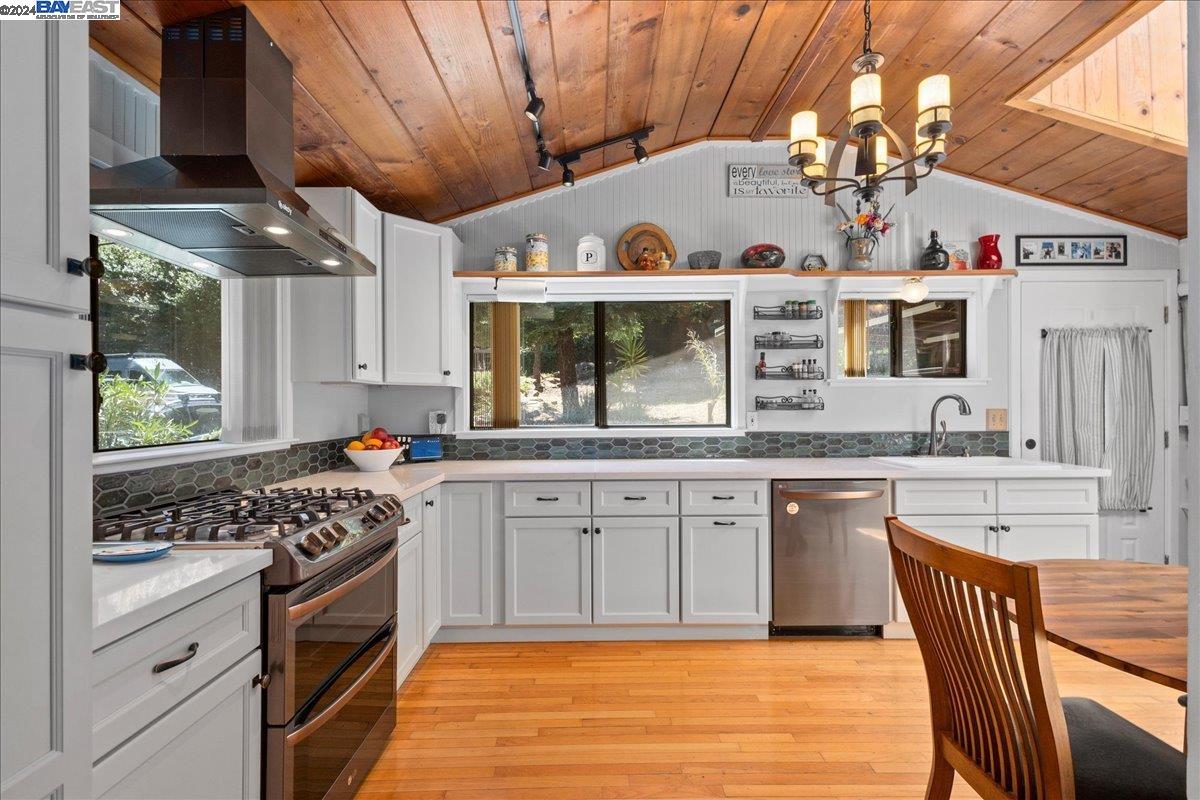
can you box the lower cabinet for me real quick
[680,517,770,624]
[896,515,994,554]
[504,517,592,625]
[421,486,442,646]
[92,651,261,799]
[593,517,679,624]
[995,515,1098,561]
[395,531,424,687]
[441,483,495,626]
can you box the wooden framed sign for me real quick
[1015,234,1127,266]
[727,164,810,197]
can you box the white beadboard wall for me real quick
[448,140,1179,271]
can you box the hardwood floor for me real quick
[363,639,1184,799]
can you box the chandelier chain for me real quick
[862,0,872,56]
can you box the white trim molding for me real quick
[92,438,297,475]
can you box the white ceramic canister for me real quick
[525,233,549,272]
[576,233,605,272]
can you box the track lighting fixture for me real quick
[524,93,544,121]
[536,136,552,171]
[633,142,649,164]
[561,166,575,187]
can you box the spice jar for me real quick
[493,246,518,272]
[525,233,549,272]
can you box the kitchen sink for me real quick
[872,456,1063,470]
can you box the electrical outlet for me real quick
[986,408,1008,431]
[746,412,759,431]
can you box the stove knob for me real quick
[368,505,387,523]
[298,533,323,557]
[331,522,348,540]
[316,527,337,547]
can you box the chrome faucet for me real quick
[928,394,972,455]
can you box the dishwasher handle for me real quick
[778,489,885,502]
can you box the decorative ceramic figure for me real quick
[635,247,658,271]
[525,233,549,271]
[576,234,605,272]
[741,243,786,268]
[687,250,721,269]
[919,229,950,270]
[976,234,1002,269]
[656,252,672,271]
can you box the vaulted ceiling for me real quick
[91,0,1188,237]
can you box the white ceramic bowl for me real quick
[344,447,402,472]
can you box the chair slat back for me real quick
[886,516,1075,800]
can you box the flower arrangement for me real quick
[835,201,894,242]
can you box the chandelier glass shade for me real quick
[788,0,952,207]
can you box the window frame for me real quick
[887,299,968,379]
[461,288,741,437]
[832,286,988,386]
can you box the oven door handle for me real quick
[288,541,396,621]
[286,626,398,746]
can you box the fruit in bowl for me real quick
[344,428,404,471]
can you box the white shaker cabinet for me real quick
[1,21,93,800]
[292,187,383,383]
[681,517,771,624]
[421,487,442,647]
[592,517,680,624]
[395,532,424,687]
[92,652,261,800]
[995,515,1098,561]
[504,518,593,625]
[382,214,463,386]
[896,515,994,555]
[441,483,495,626]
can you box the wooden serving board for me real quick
[617,223,677,271]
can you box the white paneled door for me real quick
[0,20,92,800]
[1016,274,1173,563]
[592,517,680,624]
[504,518,592,625]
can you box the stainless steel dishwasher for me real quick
[771,480,890,633]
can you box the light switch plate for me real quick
[746,412,759,431]
[986,408,1008,431]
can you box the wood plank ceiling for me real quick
[90,0,1188,237]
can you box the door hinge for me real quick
[1164,305,1169,324]
[1164,430,1170,449]
[1164,555,1170,565]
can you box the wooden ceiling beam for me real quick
[603,0,666,166]
[641,0,716,154]
[674,0,766,142]
[549,0,611,176]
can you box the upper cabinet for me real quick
[1,22,90,315]
[292,187,383,383]
[383,214,463,387]
[290,192,461,387]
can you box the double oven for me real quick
[264,537,398,800]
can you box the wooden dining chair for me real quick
[886,516,1185,800]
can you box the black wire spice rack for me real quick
[753,304,824,321]
[755,393,825,411]
[754,363,826,381]
[753,332,824,350]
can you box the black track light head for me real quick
[524,95,545,121]
[561,166,575,187]
[536,146,552,171]
[633,142,649,164]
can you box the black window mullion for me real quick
[90,234,101,452]
[594,301,606,429]
[890,300,903,378]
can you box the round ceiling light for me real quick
[899,277,929,304]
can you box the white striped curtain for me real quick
[1040,327,1154,511]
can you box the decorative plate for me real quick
[617,223,676,271]
[93,541,174,563]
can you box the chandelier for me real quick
[787,0,951,207]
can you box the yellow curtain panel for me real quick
[842,299,867,378]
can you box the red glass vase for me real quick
[976,234,1002,270]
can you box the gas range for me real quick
[93,486,409,586]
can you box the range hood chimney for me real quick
[90,7,376,278]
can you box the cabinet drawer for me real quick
[680,480,769,516]
[593,481,678,516]
[93,651,261,799]
[504,481,591,516]
[92,576,260,762]
[893,480,996,515]
[997,479,1098,515]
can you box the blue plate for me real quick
[93,542,174,563]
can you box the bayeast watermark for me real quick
[0,0,120,20]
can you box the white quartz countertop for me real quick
[93,549,273,651]
[272,457,1108,504]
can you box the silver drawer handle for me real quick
[535,496,559,502]
[623,496,647,501]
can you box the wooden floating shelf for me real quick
[454,268,1018,279]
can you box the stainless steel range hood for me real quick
[90,7,375,278]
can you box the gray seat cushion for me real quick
[1063,697,1185,800]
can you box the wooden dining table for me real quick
[1031,559,1188,692]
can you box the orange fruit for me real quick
[360,432,374,444]
[363,438,383,448]
[346,440,365,451]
